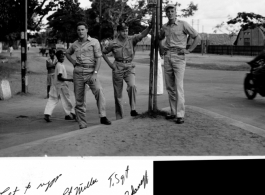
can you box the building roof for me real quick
[233,26,265,45]
[188,33,237,45]
[137,32,238,46]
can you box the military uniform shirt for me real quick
[160,20,198,49]
[66,36,102,68]
[102,34,143,61]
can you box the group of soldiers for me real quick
[44,4,201,129]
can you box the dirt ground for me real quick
[1,48,265,156]
[1,107,265,156]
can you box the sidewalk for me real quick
[1,106,265,157]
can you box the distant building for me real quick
[188,33,237,45]
[234,26,265,46]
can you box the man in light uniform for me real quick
[66,22,111,129]
[102,23,151,120]
[159,4,201,124]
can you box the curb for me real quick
[187,105,265,138]
[162,106,265,138]
[0,118,131,156]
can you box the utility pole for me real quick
[99,0,102,42]
[153,0,161,112]
[21,0,28,93]
[148,9,155,113]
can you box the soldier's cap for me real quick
[117,23,129,31]
[164,4,176,12]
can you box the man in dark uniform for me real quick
[102,23,151,120]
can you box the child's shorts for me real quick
[47,73,55,86]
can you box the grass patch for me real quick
[136,109,168,119]
[133,57,250,71]
[187,63,250,71]
[0,56,20,80]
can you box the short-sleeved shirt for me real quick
[46,57,58,74]
[66,36,102,66]
[160,20,198,49]
[53,62,67,88]
[102,34,143,61]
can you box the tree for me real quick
[87,0,198,39]
[227,12,265,30]
[47,0,85,48]
[0,0,60,43]
[213,17,240,38]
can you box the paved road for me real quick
[0,48,264,150]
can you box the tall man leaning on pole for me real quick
[159,4,201,124]
[102,23,152,120]
[66,22,111,129]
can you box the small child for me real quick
[46,49,58,98]
[44,50,76,122]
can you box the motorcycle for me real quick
[244,58,265,100]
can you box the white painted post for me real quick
[0,80,12,100]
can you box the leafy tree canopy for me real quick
[87,0,198,39]
[227,12,265,30]
[47,0,85,46]
[0,0,60,42]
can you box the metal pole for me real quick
[21,0,28,93]
[148,9,156,113]
[99,0,102,42]
[153,0,160,112]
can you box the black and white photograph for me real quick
[1,0,265,156]
[0,0,265,193]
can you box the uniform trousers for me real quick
[73,66,106,128]
[44,85,75,116]
[164,51,186,118]
[112,61,137,119]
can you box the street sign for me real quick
[147,0,157,5]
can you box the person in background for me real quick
[45,49,58,99]
[66,21,111,129]
[44,50,76,122]
[102,22,152,120]
[159,4,201,124]
[9,46,13,57]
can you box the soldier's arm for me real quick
[159,28,166,55]
[65,53,76,67]
[182,21,201,54]
[102,54,116,70]
[138,26,152,40]
[102,41,116,70]
[187,35,201,53]
[65,45,77,67]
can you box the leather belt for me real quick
[169,47,183,51]
[75,64,95,68]
[115,59,132,63]
[164,47,184,55]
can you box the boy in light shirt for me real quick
[44,50,76,122]
[46,49,58,98]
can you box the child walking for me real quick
[46,49,58,98]
[44,50,76,122]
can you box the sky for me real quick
[78,0,265,34]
